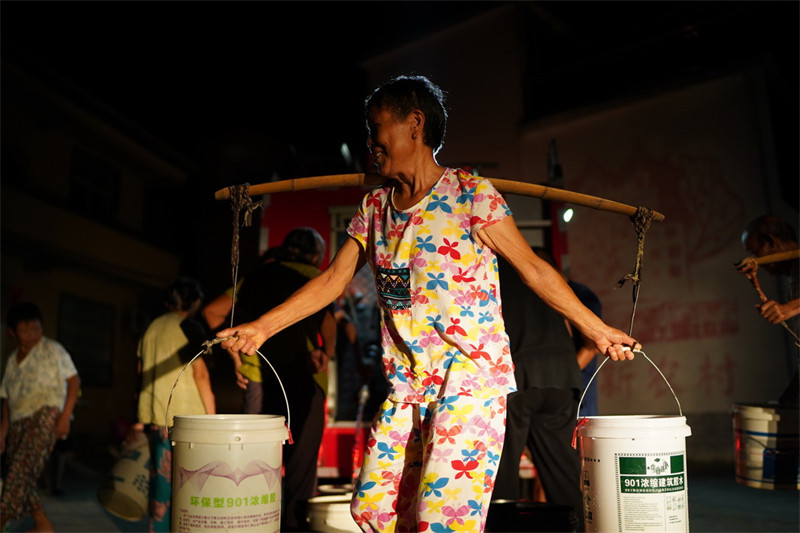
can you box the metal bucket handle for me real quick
[164,338,292,438]
[577,348,683,419]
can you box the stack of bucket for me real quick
[732,402,799,490]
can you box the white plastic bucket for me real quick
[576,350,692,532]
[577,415,692,532]
[170,414,288,532]
[97,429,150,521]
[307,494,360,533]
[732,403,799,490]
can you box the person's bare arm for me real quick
[479,215,638,360]
[202,292,233,330]
[55,373,81,439]
[310,310,337,373]
[191,356,216,414]
[576,341,599,370]
[219,237,365,355]
[225,348,251,389]
[758,298,800,324]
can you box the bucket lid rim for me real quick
[578,415,687,420]
[171,414,286,420]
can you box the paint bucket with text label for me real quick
[170,414,288,533]
[97,428,150,521]
[166,346,292,532]
[575,350,692,532]
[732,403,799,490]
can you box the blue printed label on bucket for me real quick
[619,455,685,493]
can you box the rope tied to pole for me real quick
[217,186,294,440]
[617,206,654,289]
[228,183,262,328]
[616,206,654,336]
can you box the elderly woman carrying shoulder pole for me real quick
[219,74,638,533]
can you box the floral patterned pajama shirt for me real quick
[346,168,517,532]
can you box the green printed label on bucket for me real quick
[177,507,281,530]
[613,452,688,532]
[188,492,278,508]
[619,455,685,494]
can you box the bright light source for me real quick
[340,143,353,166]
[562,208,574,223]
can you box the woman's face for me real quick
[11,319,43,356]
[366,106,416,177]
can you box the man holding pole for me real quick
[737,214,799,405]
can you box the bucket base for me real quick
[735,476,800,491]
[97,486,147,522]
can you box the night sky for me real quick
[2,1,500,161]
[3,1,797,185]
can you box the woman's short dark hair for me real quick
[277,227,326,267]
[6,301,43,330]
[743,215,798,247]
[165,276,204,311]
[365,75,448,153]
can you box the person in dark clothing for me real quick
[232,227,335,532]
[737,214,799,406]
[568,280,603,417]
[493,250,584,531]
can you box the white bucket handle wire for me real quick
[165,338,292,437]
[577,348,683,420]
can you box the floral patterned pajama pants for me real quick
[351,395,506,532]
[0,407,59,522]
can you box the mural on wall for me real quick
[524,74,792,413]
[571,150,745,345]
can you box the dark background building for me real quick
[2,0,797,472]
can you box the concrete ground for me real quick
[2,457,797,533]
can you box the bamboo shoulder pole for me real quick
[214,173,382,200]
[487,178,664,222]
[214,173,665,222]
[734,249,800,268]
